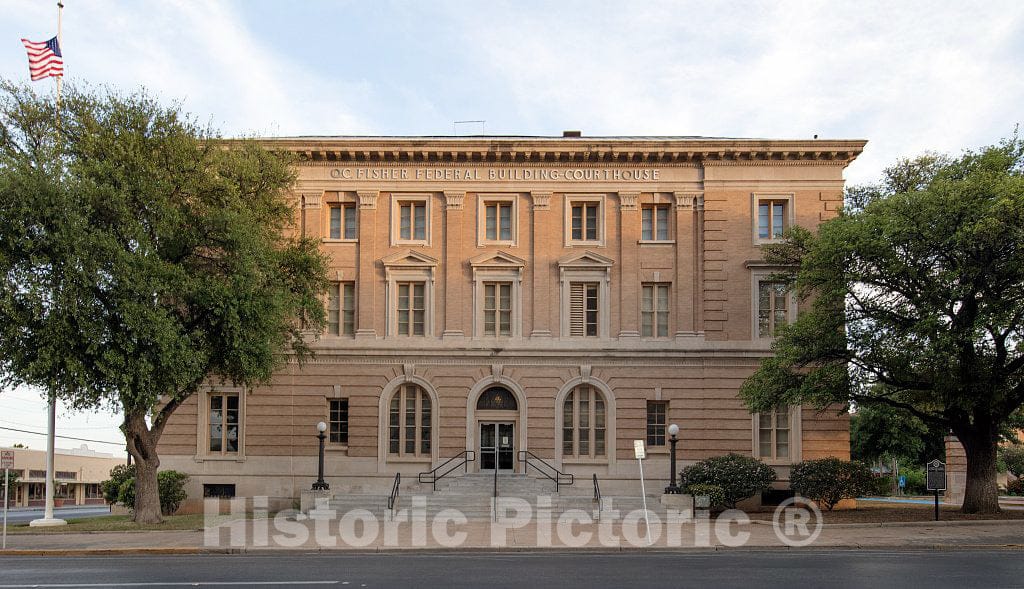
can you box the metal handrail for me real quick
[418,450,476,491]
[517,450,574,492]
[592,473,602,511]
[387,472,401,511]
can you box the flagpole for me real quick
[30,0,68,529]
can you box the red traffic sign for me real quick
[0,450,13,469]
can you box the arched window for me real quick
[388,384,431,456]
[562,385,606,458]
[476,386,518,411]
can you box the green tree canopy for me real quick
[740,135,1024,514]
[0,81,329,523]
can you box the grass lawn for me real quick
[749,500,1024,524]
[7,513,214,533]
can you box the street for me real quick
[0,550,1022,588]
[2,505,112,525]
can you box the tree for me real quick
[850,403,945,466]
[0,81,329,523]
[740,135,1024,514]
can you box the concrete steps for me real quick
[326,473,670,520]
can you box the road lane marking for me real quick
[0,582,339,588]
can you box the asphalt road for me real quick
[2,505,112,525]
[0,550,1023,588]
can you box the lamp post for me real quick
[312,421,329,491]
[664,423,681,494]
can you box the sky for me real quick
[0,0,1022,450]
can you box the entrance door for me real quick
[479,422,515,472]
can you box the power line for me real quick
[0,425,124,447]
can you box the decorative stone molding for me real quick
[444,190,465,211]
[332,384,342,398]
[357,190,378,210]
[580,364,592,384]
[696,196,705,211]
[403,363,415,382]
[531,191,552,211]
[302,192,323,209]
[673,191,702,209]
[491,364,503,380]
[618,191,640,211]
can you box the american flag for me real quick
[21,36,63,81]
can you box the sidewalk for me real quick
[3,515,1023,555]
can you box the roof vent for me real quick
[562,130,582,138]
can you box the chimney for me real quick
[562,130,582,138]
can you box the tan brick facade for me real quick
[157,136,865,503]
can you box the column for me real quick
[529,191,553,338]
[673,192,698,338]
[442,190,465,340]
[617,191,640,340]
[355,190,378,339]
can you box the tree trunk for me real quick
[957,428,1001,514]
[124,411,163,524]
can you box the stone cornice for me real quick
[252,137,866,167]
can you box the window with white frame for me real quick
[395,282,426,336]
[479,196,517,244]
[641,205,670,241]
[328,203,358,240]
[757,406,792,461]
[327,282,355,336]
[562,385,607,458]
[753,194,793,243]
[388,384,431,457]
[483,282,513,336]
[208,392,240,454]
[756,280,791,338]
[569,282,600,337]
[566,197,604,245]
[392,196,430,244]
[641,283,670,337]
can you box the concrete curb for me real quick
[3,543,1024,557]
[747,519,1024,529]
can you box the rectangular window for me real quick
[209,393,239,454]
[757,200,787,240]
[85,483,103,499]
[399,201,427,241]
[327,282,355,336]
[570,202,600,241]
[641,205,670,241]
[483,282,513,336]
[646,401,667,447]
[569,282,599,337]
[758,407,791,460]
[757,281,790,337]
[484,202,513,241]
[329,398,349,445]
[641,283,670,337]
[329,204,357,240]
[396,282,426,336]
[55,471,77,480]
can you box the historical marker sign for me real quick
[926,459,946,491]
[0,451,12,470]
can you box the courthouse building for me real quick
[157,133,866,507]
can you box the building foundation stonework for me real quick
[157,135,865,511]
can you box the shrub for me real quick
[901,466,927,495]
[790,458,874,510]
[1001,446,1024,478]
[1006,478,1024,497]
[687,484,726,510]
[102,466,190,515]
[157,470,190,515]
[679,453,777,508]
[871,476,894,496]
[101,464,135,505]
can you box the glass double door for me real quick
[479,422,515,472]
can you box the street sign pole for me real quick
[3,467,8,549]
[634,440,652,546]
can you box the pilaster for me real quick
[617,191,641,340]
[673,192,701,338]
[355,190,378,339]
[442,190,465,340]
[530,191,553,338]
